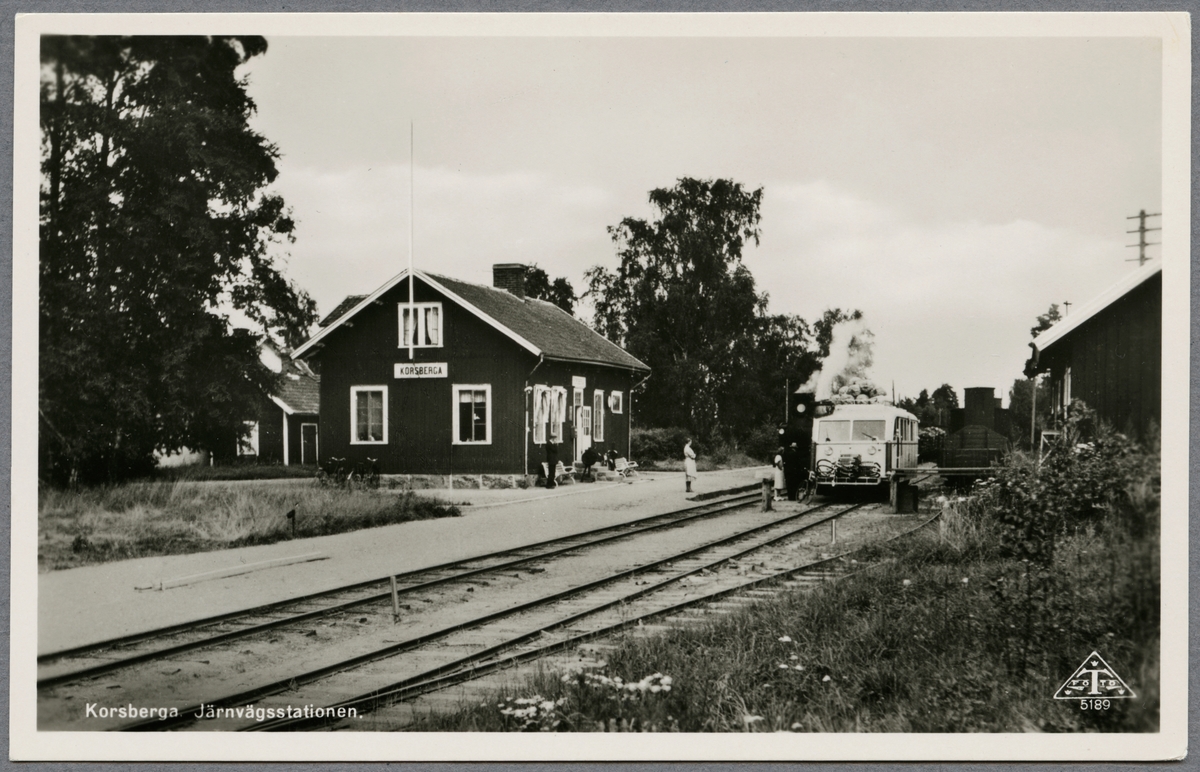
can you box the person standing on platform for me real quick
[773,447,786,501]
[545,440,559,489]
[683,438,697,493]
[783,442,802,501]
[581,446,599,482]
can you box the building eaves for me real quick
[1031,261,1162,354]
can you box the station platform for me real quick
[38,466,769,656]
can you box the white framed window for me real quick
[238,421,260,456]
[453,384,492,445]
[609,391,624,414]
[550,386,568,442]
[573,387,584,412]
[398,302,443,348]
[351,386,388,444]
[532,385,550,445]
[593,390,605,442]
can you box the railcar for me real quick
[810,401,919,494]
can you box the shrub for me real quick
[963,400,1155,565]
[631,427,695,461]
[742,423,785,463]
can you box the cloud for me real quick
[747,181,1133,402]
[269,164,614,318]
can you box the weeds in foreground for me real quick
[39,483,459,570]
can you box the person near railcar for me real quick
[773,447,786,501]
[783,442,802,501]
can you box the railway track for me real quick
[87,501,919,731]
[284,509,943,733]
[38,487,764,691]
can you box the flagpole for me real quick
[408,121,414,361]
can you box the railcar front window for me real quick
[853,420,886,441]
[820,420,851,442]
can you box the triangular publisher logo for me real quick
[1053,651,1136,700]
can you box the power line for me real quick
[1125,209,1161,266]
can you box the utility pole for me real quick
[1063,301,1072,316]
[1126,209,1161,266]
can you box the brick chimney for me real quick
[492,263,527,300]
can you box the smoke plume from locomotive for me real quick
[799,319,877,400]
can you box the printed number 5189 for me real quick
[1080,699,1110,710]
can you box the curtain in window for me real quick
[550,387,567,441]
[356,391,383,441]
[458,389,486,442]
[533,386,549,444]
[424,306,440,346]
[593,391,604,441]
[401,308,415,347]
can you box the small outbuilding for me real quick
[235,346,322,466]
[291,264,650,477]
[1023,261,1161,442]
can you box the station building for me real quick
[291,264,650,476]
[1024,260,1162,443]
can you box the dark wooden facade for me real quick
[300,272,646,475]
[1027,268,1161,442]
[233,394,320,466]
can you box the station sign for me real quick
[394,362,448,379]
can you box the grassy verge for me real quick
[152,464,321,482]
[414,415,1160,733]
[39,482,460,571]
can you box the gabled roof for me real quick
[271,358,320,415]
[427,273,649,371]
[1031,261,1162,353]
[319,295,367,327]
[292,268,650,373]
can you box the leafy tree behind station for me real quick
[524,264,576,315]
[897,384,959,429]
[40,36,317,484]
[1031,303,1062,338]
[586,177,839,444]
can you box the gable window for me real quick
[398,303,443,348]
[609,391,624,414]
[593,390,605,442]
[453,385,491,444]
[351,386,387,444]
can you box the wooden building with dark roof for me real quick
[1024,261,1162,442]
[234,346,322,466]
[292,264,650,475]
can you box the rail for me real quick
[38,488,763,689]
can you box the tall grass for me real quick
[39,482,459,571]
[152,463,321,483]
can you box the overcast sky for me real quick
[242,35,1162,404]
